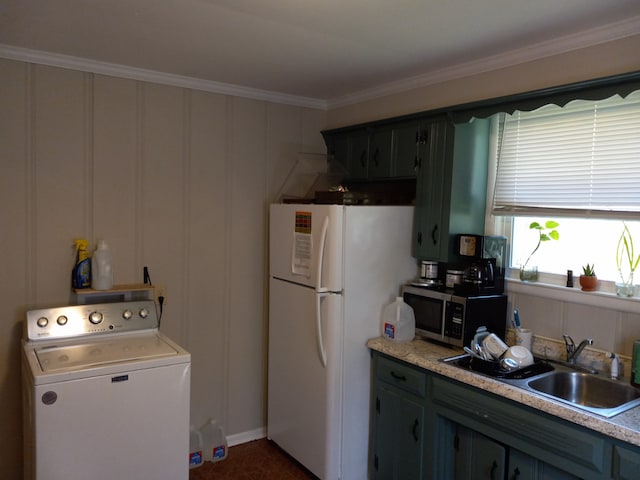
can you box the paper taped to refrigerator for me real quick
[292,211,312,277]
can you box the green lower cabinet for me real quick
[454,424,505,480]
[508,448,580,480]
[612,443,640,480]
[372,385,425,479]
[370,351,640,480]
[452,423,580,480]
[371,354,427,479]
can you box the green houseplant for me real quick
[519,220,560,282]
[615,222,640,297]
[579,264,597,291]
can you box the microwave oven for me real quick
[401,284,507,348]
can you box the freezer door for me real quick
[269,203,343,291]
[267,278,342,480]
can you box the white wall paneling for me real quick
[0,58,326,478]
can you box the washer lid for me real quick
[34,334,179,373]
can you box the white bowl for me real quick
[503,345,534,367]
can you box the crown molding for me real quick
[0,44,328,110]
[2,14,638,112]
[326,15,640,109]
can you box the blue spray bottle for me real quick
[72,239,91,289]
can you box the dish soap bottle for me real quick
[71,239,91,289]
[91,240,113,290]
[632,340,640,388]
[381,297,415,342]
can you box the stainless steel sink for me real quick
[526,371,640,417]
[441,353,640,417]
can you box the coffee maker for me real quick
[452,234,507,295]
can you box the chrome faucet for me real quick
[563,335,593,364]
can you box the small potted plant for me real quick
[519,220,560,282]
[579,264,598,291]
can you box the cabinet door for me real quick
[537,463,581,480]
[348,129,369,180]
[324,130,368,180]
[413,118,451,260]
[369,128,393,179]
[508,448,538,480]
[509,448,581,480]
[329,134,349,173]
[372,385,424,480]
[612,443,640,480]
[454,424,506,480]
[393,121,422,178]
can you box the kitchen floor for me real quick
[189,438,318,479]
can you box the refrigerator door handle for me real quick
[315,292,328,368]
[314,215,330,367]
[315,216,330,294]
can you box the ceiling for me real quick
[1,0,639,107]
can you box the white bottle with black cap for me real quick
[91,240,113,290]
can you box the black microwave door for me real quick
[403,293,443,337]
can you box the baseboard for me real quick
[226,426,267,447]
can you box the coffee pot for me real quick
[463,259,495,287]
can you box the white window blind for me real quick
[492,90,640,219]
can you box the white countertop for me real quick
[367,336,640,447]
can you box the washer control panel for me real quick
[25,300,158,341]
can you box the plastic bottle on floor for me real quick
[200,419,228,463]
[189,425,204,469]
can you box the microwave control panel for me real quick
[444,301,464,340]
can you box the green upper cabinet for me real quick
[412,117,490,261]
[348,129,370,179]
[328,128,369,180]
[324,115,491,261]
[368,127,393,179]
[323,124,420,181]
[392,120,426,178]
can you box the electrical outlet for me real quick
[155,285,167,305]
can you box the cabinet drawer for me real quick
[431,376,606,476]
[376,355,427,398]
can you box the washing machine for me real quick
[22,300,191,480]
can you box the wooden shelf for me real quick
[72,283,155,304]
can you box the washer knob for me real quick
[57,315,68,326]
[89,311,103,325]
[37,317,49,328]
[139,308,149,318]
[122,310,133,320]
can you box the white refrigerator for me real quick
[267,203,416,480]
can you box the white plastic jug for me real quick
[91,239,113,290]
[189,425,204,469]
[381,297,415,342]
[200,419,228,463]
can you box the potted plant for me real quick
[615,222,640,297]
[519,220,560,282]
[579,264,598,291]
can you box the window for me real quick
[510,217,640,283]
[487,90,640,286]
